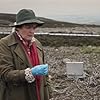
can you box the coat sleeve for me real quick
[0,39,25,83]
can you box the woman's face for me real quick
[17,23,37,41]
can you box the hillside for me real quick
[0,13,100,28]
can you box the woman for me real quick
[0,9,50,100]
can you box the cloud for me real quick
[0,0,99,21]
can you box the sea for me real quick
[49,15,100,25]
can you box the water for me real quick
[0,32,100,37]
[49,15,100,25]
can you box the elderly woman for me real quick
[0,9,50,100]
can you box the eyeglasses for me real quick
[23,23,38,29]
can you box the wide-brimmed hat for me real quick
[10,9,44,27]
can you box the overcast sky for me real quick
[0,0,100,24]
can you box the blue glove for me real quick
[31,64,48,75]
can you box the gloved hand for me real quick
[31,64,48,75]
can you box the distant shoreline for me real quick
[0,13,100,28]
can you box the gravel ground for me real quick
[43,46,100,100]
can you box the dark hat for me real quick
[10,9,44,27]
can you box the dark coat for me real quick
[0,32,49,100]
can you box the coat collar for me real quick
[8,32,43,51]
[7,32,43,67]
[7,33,32,67]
